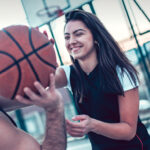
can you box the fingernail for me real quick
[34,81,39,85]
[15,95,20,99]
[24,87,28,92]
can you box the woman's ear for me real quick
[94,40,100,49]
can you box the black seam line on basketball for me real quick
[2,29,41,82]
[29,28,56,70]
[0,43,51,74]
[0,51,22,100]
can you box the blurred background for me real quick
[0,0,150,149]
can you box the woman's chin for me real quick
[72,54,82,60]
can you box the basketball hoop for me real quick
[57,9,64,17]
[36,5,64,19]
[21,0,93,27]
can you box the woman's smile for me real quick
[71,46,82,53]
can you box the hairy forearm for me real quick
[42,107,67,150]
[91,119,136,141]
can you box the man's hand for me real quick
[16,74,62,111]
[15,73,66,150]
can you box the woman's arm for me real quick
[91,87,139,140]
[66,87,139,141]
[55,67,68,88]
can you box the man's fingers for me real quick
[24,87,39,100]
[49,38,55,45]
[49,74,55,91]
[43,30,48,37]
[34,81,47,96]
[15,95,33,105]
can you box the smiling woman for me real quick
[55,9,150,150]
[64,20,98,75]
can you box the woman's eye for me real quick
[76,32,83,36]
[65,36,70,40]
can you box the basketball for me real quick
[0,25,57,100]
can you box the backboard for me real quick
[21,0,93,27]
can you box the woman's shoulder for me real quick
[55,65,71,88]
[56,65,72,89]
[58,65,71,74]
[116,66,139,91]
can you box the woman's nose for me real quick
[69,36,77,44]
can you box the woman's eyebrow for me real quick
[64,29,86,35]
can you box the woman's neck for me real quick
[78,54,98,75]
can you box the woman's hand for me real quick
[15,74,62,112]
[66,115,93,137]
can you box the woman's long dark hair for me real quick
[65,10,139,102]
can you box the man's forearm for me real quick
[42,107,67,150]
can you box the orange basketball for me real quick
[0,25,57,100]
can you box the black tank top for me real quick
[70,65,150,150]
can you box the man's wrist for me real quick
[45,100,64,114]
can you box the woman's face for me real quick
[64,20,96,60]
